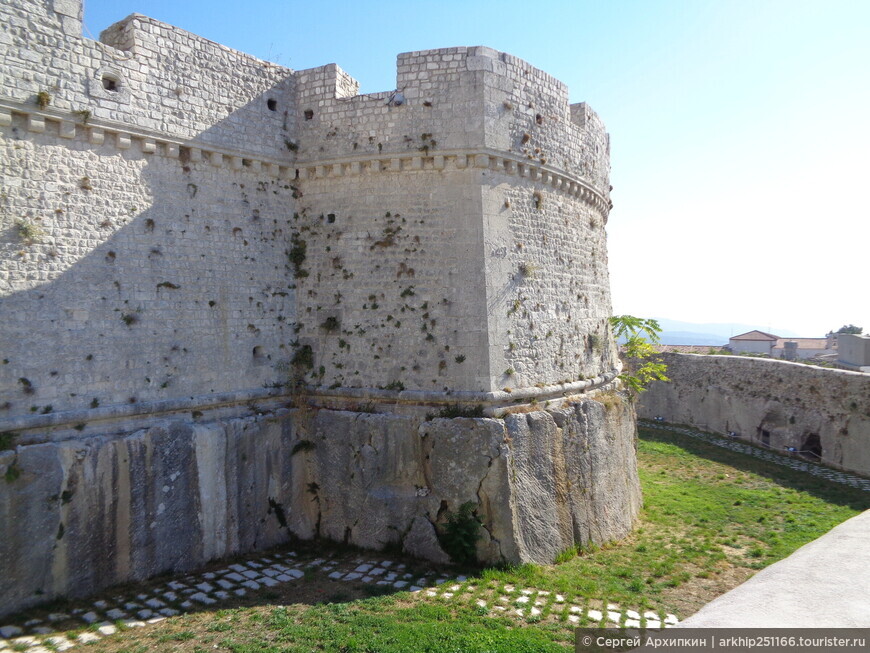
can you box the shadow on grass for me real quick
[0,538,488,638]
[639,426,870,513]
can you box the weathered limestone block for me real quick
[301,411,427,550]
[420,416,517,562]
[501,397,641,564]
[557,399,642,547]
[288,400,640,566]
[0,415,295,617]
[0,444,65,614]
[403,516,451,564]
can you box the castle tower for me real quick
[0,1,639,616]
[291,48,619,414]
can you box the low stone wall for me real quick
[638,354,870,477]
[0,394,641,617]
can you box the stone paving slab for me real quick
[0,546,677,652]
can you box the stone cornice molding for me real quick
[296,147,612,215]
[0,99,298,179]
[0,366,621,438]
[0,100,612,215]
[302,366,621,416]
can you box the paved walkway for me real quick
[678,509,870,627]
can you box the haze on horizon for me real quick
[84,0,870,338]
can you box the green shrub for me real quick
[439,502,482,565]
[0,432,16,451]
[291,344,313,369]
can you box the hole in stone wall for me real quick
[267,98,277,111]
[304,109,314,121]
[253,346,266,366]
[801,433,822,461]
[102,75,119,92]
[327,214,336,224]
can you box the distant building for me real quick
[837,333,870,372]
[728,330,837,361]
[728,330,779,355]
[773,338,832,361]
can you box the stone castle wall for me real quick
[1,396,640,617]
[0,0,640,616]
[638,354,870,477]
[1,1,299,419]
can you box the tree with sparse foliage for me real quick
[836,325,863,335]
[610,315,669,395]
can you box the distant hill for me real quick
[653,318,799,346]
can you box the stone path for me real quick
[642,420,870,492]
[0,550,677,652]
[418,581,678,630]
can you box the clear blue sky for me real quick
[83,0,870,337]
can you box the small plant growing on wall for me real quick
[320,316,339,332]
[73,110,91,124]
[518,261,538,279]
[79,177,93,191]
[0,431,16,451]
[4,462,21,483]
[588,333,602,352]
[288,234,308,278]
[427,404,484,420]
[15,220,44,244]
[35,91,51,109]
[291,344,314,370]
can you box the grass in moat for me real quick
[61,427,870,652]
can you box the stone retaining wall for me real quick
[638,354,870,477]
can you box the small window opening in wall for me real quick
[253,346,266,365]
[267,98,277,111]
[327,213,336,224]
[304,109,314,121]
[102,75,119,92]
